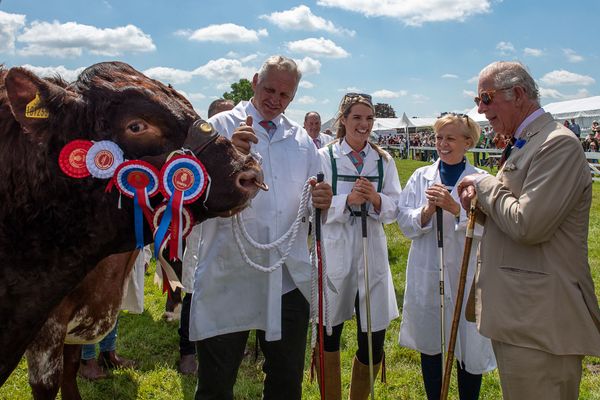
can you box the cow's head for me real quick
[3,61,263,228]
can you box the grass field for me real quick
[2,158,600,399]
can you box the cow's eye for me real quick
[127,121,147,134]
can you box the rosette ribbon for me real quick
[156,154,208,260]
[153,203,194,293]
[113,160,160,248]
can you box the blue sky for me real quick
[2,0,599,124]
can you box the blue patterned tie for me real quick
[259,120,276,136]
[348,150,364,173]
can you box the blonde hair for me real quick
[332,93,389,160]
[433,114,481,148]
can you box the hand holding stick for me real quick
[440,197,478,400]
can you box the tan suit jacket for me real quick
[473,112,600,355]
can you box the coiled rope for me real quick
[231,176,332,342]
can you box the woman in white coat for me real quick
[316,93,401,399]
[397,114,496,400]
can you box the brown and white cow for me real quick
[0,61,263,389]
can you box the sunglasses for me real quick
[474,86,513,106]
[341,92,373,107]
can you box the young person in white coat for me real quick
[315,93,402,399]
[397,114,496,400]
[188,55,332,400]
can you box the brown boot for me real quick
[348,356,381,400]
[314,349,342,400]
[78,358,108,380]
[98,351,137,369]
[178,354,198,376]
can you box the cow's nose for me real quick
[237,169,268,195]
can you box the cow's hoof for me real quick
[79,359,108,380]
[178,354,198,376]
[163,303,182,321]
[99,351,137,369]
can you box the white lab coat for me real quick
[397,159,496,374]
[315,132,334,149]
[318,140,401,332]
[189,101,320,341]
[181,225,201,293]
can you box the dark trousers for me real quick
[420,353,482,400]
[179,292,196,356]
[195,289,310,400]
[320,294,386,365]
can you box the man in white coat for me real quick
[189,55,333,400]
[304,111,333,149]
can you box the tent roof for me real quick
[542,96,600,118]
[371,113,436,131]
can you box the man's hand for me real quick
[457,174,479,210]
[310,179,333,210]
[231,115,258,154]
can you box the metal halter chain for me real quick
[231,176,332,338]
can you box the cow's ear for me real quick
[4,67,67,133]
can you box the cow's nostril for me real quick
[237,170,267,193]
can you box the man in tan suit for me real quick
[457,61,600,399]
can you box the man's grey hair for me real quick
[256,55,302,89]
[480,61,540,106]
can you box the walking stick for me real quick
[361,203,375,400]
[436,206,446,378]
[440,198,478,400]
[315,172,326,400]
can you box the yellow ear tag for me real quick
[25,93,50,119]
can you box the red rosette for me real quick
[58,139,93,178]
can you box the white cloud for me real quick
[496,41,515,54]
[297,95,317,104]
[186,92,207,101]
[17,21,155,57]
[143,67,193,85]
[260,5,355,37]
[372,89,407,98]
[467,75,479,84]
[21,64,85,82]
[286,37,349,58]
[299,80,314,89]
[441,73,458,79]
[539,70,595,86]
[523,47,543,57]
[463,89,476,98]
[295,57,322,75]
[539,87,590,100]
[186,23,267,43]
[563,48,584,63]
[316,0,492,27]
[192,58,256,82]
[216,82,232,90]
[0,11,26,53]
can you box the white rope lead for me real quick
[232,177,313,272]
[231,176,332,342]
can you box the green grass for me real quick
[2,158,600,399]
